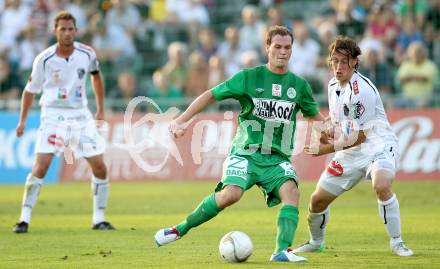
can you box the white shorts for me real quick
[35,107,106,158]
[318,144,399,196]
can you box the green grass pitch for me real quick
[0,181,439,268]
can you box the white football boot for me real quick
[154,227,181,247]
[391,241,413,257]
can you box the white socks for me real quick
[91,176,109,224]
[19,174,43,224]
[308,207,330,245]
[378,194,403,245]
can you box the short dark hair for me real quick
[328,36,362,69]
[54,11,76,29]
[265,25,294,46]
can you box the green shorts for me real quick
[215,154,299,207]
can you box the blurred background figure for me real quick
[149,69,183,111]
[208,55,226,89]
[196,28,218,61]
[218,26,244,77]
[359,48,393,95]
[162,41,189,92]
[108,71,142,111]
[239,5,266,52]
[397,42,438,107]
[0,56,22,109]
[185,50,209,97]
[0,0,439,110]
[166,0,210,48]
[0,0,31,63]
[289,18,320,80]
[394,17,425,64]
[240,50,260,68]
[105,0,141,39]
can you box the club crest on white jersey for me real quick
[252,98,295,123]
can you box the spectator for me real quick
[149,69,183,111]
[108,71,142,110]
[18,26,46,76]
[367,3,399,48]
[394,17,425,64]
[90,14,137,69]
[197,28,218,61]
[0,57,22,107]
[0,0,31,59]
[239,5,266,52]
[289,20,320,78]
[162,42,189,91]
[185,51,209,97]
[424,0,440,66]
[240,50,260,68]
[397,42,438,107]
[314,21,337,96]
[395,0,427,30]
[359,47,393,94]
[166,0,210,48]
[334,0,366,39]
[208,55,226,89]
[28,0,51,44]
[266,6,292,30]
[106,0,141,39]
[218,26,244,77]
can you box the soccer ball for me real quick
[219,231,253,263]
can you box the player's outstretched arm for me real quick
[16,91,35,137]
[169,90,215,138]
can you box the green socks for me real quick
[275,205,299,253]
[176,193,222,236]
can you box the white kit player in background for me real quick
[292,36,413,257]
[13,11,115,233]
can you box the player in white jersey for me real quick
[13,11,115,233]
[292,36,413,256]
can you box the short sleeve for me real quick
[24,55,45,94]
[298,81,318,117]
[349,89,377,130]
[211,70,246,101]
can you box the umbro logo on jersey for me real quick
[272,84,282,97]
[256,88,264,93]
[252,98,294,123]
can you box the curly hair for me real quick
[328,36,362,69]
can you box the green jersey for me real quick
[211,65,318,165]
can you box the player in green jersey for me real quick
[154,26,325,262]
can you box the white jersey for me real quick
[25,41,100,109]
[327,71,397,159]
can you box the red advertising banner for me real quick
[60,110,440,182]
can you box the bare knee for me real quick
[92,162,107,179]
[216,185,243,208]
[32,162,51,178]
[279,180,300,206]
[373,180,392,201]
[310,192,330,213]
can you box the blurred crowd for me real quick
[0,0,439,110]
